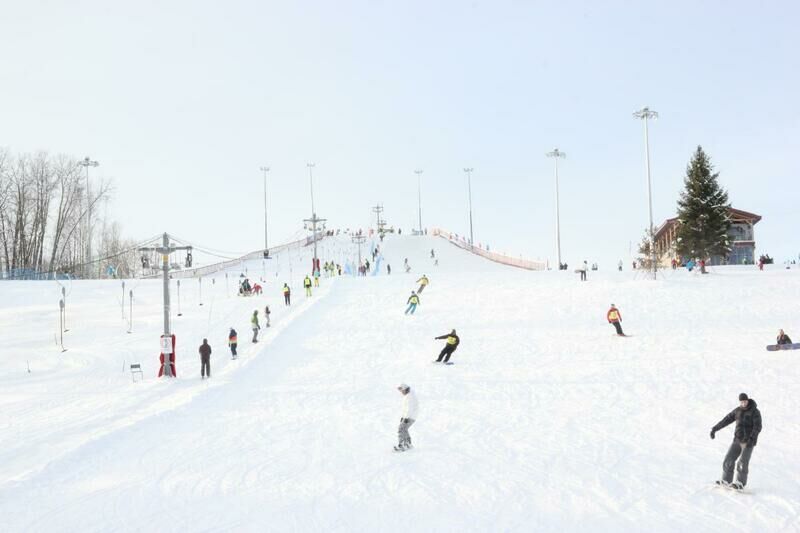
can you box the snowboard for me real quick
[714,481,748,493]
[766,343,800,351]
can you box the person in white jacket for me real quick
[395,384,418,451]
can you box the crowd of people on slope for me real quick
[190,256,347,379]
[191,238,780,487]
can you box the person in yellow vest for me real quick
[304,275,313,297]
[607,304,625,336]
[434,330,460,363]
[405,291,419,315]
[416,275,430,294]
[283,283,291,306]
[251,310,260,343]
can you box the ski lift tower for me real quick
[303,214,327,273]
[138,233,192,378]
[352,233,366,272]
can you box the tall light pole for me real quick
[633,107,659,279]
[307,162,316,215]
[463,168,475,248]
[414,169,423,234]
[304,162,325,272]
[78,156,99,277]
[260,166,270,253]
[546,148,566,268]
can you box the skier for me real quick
[304,275,312,297]
[405,291,419,315]
[430,249,435,259]
[711,393,762,490]
[228,328,238,359]
[199,338,212,378]
[394,384,418,451]
[251,310,260,343]
[618,260,623,272]
[579,260,588,281]
[387,264,392,275]
[607,304,625,336]
[404,258,411,274]
[264,305,271,327]
[777,329,792,345]
[313,270,320,287]
[416,275,430,294]
[365,259,370,272]
[283,283,291,306]
[434,330,460,363]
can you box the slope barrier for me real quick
[431,228,546,271]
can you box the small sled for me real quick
[766,343,800,351]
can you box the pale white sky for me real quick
[2,0,798,266]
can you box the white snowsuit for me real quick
[398,390,418,448]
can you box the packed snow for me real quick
[1,235,799,532]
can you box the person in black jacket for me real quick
[777,329,792,345]
[434,330,460,363]
[710,392,762,489]
[199,339,212,379]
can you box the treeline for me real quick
[0,148,139,279]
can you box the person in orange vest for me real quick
[228,328,238,359]
[607,304,626,336]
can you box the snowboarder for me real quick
[283,283,291,306]
[607,304,625,336]
[434,330,460,363]
[405,291,419,315]
[711,393,762,490]
[394,384,418,451]
[777,329,792,345]
[416,275,430,294]
[199,338,212,378]
[251,310,260,343]
[228,328,238,358]
[304,275,312,297]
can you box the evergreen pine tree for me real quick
[675,146,731,272]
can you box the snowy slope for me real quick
[1,235,799,532]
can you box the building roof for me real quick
[654,207,761,242]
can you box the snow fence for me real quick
[431,228,547,271]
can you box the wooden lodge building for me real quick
[653,208,762,266]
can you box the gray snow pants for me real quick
[722,440,754,486]
[398,418,415,446]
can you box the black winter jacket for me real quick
[713,399,762,446]
[435,334,460,350]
